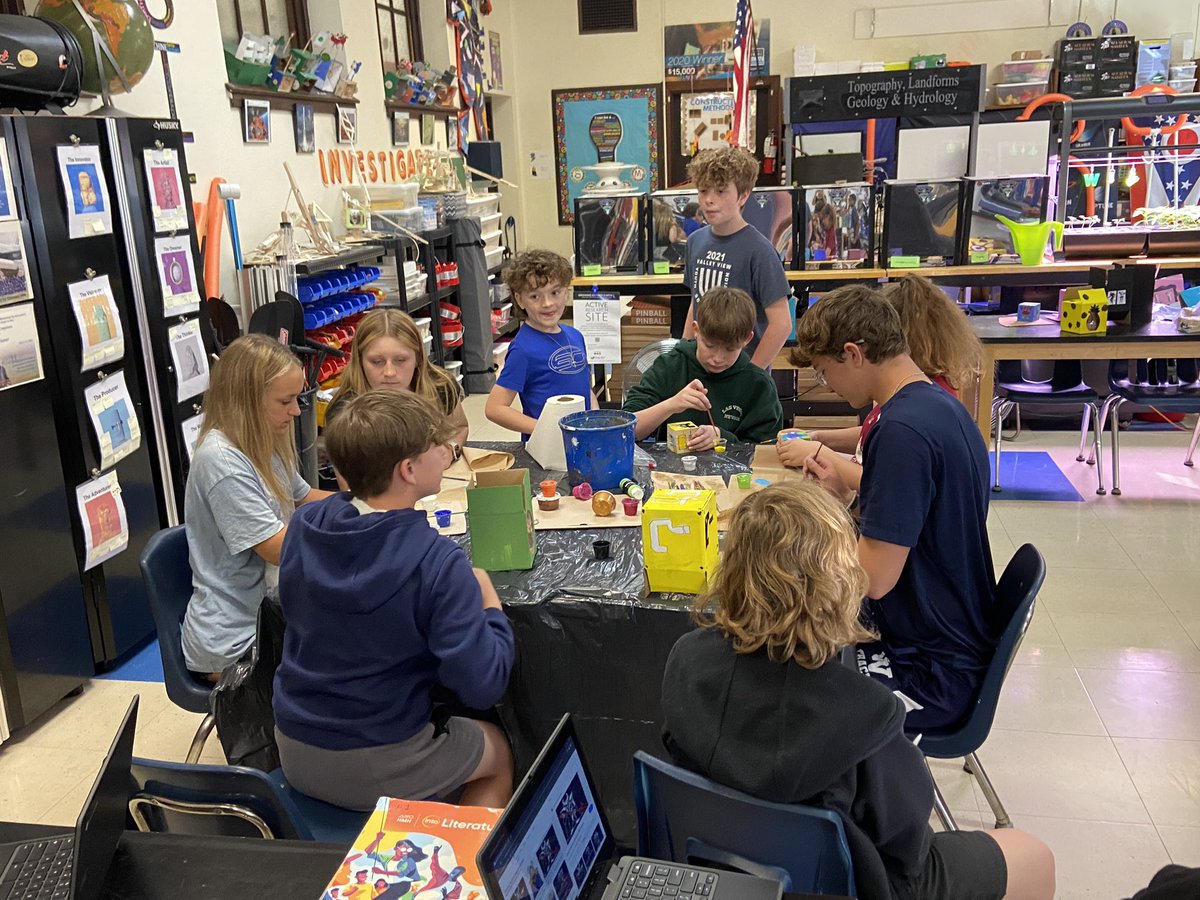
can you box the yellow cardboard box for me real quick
[666,421,698,454]
[642,489,719,594]
[1060,287,1109,336]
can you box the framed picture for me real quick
[337,106,357,144]
[421,114,435,145]
[293,102,314,153]
[392,111,410,148]
[243,99,270,144]
[0,137,16,221]
[551,84,663,225]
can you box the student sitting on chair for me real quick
[661,480,1055,900]
[273,390,514,810]
[623,287,783,450]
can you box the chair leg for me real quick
[1077,404,1092,463]
[965,752,1012,829]
[992,400,1011,492]
[186,713,215,764]
[1106,396,1126,496]
[1185,415,1200,467]
[1089,402,1105,495]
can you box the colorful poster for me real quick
[681,92,735,155]
[0,302,43,393]
[0,220,33,306]
[181,412,204,462]
[85,370,141,469]
[664,18,770,82]
[551,84,662,225]
[488,30,503,91]
[56,144,113,239]
[168,318,209,401]
[0,136,16,221]
[154,235,200,314]
[76,472,129,570]
[143,147,188,233]
[68,275,124,371]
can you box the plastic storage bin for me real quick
[994,80,1049,107]
[995,59,1054,84]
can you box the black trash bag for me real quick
[211,598,286,772]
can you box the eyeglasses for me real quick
[813,341,866,388]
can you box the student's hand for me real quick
[472,567,503,611]
[672,379,711,414]
[777,438,821,469]
[803,453,855,506]
[687,425,719,452]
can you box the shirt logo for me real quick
[721,404,744,421]
[549,344,587,374]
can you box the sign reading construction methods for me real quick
[789,65,986,122]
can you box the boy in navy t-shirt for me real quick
[794,284,999,731]
[485,249,597,437]
[682,146,791,369]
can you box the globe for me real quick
[35,0,154,96]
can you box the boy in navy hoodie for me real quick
[273,390,514,810]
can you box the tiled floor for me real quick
[3,399,1199,900]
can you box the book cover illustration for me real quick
[322,798,501,900]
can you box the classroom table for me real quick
[969,316,1200,440]
[457,442,752,847]
[0,822,847,899]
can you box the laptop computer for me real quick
[477,714,781,900]
[0,695,138,900]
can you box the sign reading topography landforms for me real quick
[789,65,986,123]
[664,20,770,82]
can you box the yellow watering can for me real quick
[995,215,1064,266]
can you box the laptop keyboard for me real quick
[0,837,74,900]
[618,860,717,900]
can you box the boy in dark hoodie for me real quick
[661,480,1055,900]
[273,390,514,810]
[623,286,782,450]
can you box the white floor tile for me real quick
[1017,815,1171,900]
[1113,738,1200,828]
[1155,824,1200,866]
[1080,669,1200,741]
[1036,566,1168,618]
[1052,612,1200,673]
[993,665,1106,736]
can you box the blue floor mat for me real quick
[989,451,1084,502]
[96,637,164,682]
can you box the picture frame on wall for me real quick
[337,106,357,144]
[421,114,435,145]
[243,98,270,144]
[294,102,315,153]
[551,84,663,225]
[392,111,409,148]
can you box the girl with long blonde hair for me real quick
[181,334,331,678]
[661,480,1055,900]
[778,275,983,487]
[332,308,468,446]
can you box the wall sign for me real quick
[788,65,986,123]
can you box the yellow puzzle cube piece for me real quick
[641,489,719,594]
[1060,287,1109,337]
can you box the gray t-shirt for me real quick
[181,430,310,672]
[684,224,790,356]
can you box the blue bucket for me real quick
[559,409,636,491]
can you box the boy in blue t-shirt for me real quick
[794,284,999,732]
[486,249,597,437]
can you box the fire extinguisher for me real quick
[762,129,777,175]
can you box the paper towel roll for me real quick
[526,394,585,471]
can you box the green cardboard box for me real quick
[467,469,536,570]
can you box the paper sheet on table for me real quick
[650,471,767,529]
[441,446,514,489]
[533,495,640,530]
[418,486,467,536]
[751,444,808,484]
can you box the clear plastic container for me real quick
[1170,63,1197,80]
[993,80,1050,107]
[995,59,1054,84]
[1169,77,1196,93]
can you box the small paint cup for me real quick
[539,479,557,498]
[536,494,560,512]
[434,509,452,528]
[714,439,727,454]
[622,497,639,516]
[736,472,752,489]
[593,539,611,560]
[572,482,593,501]
[681,455,697,472]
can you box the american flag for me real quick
[730,0,754,148]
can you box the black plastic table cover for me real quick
[462,441,753,846]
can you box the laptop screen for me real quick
[478,717,614,900]
[72,695,138,900]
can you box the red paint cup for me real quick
[622,497,639,516]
